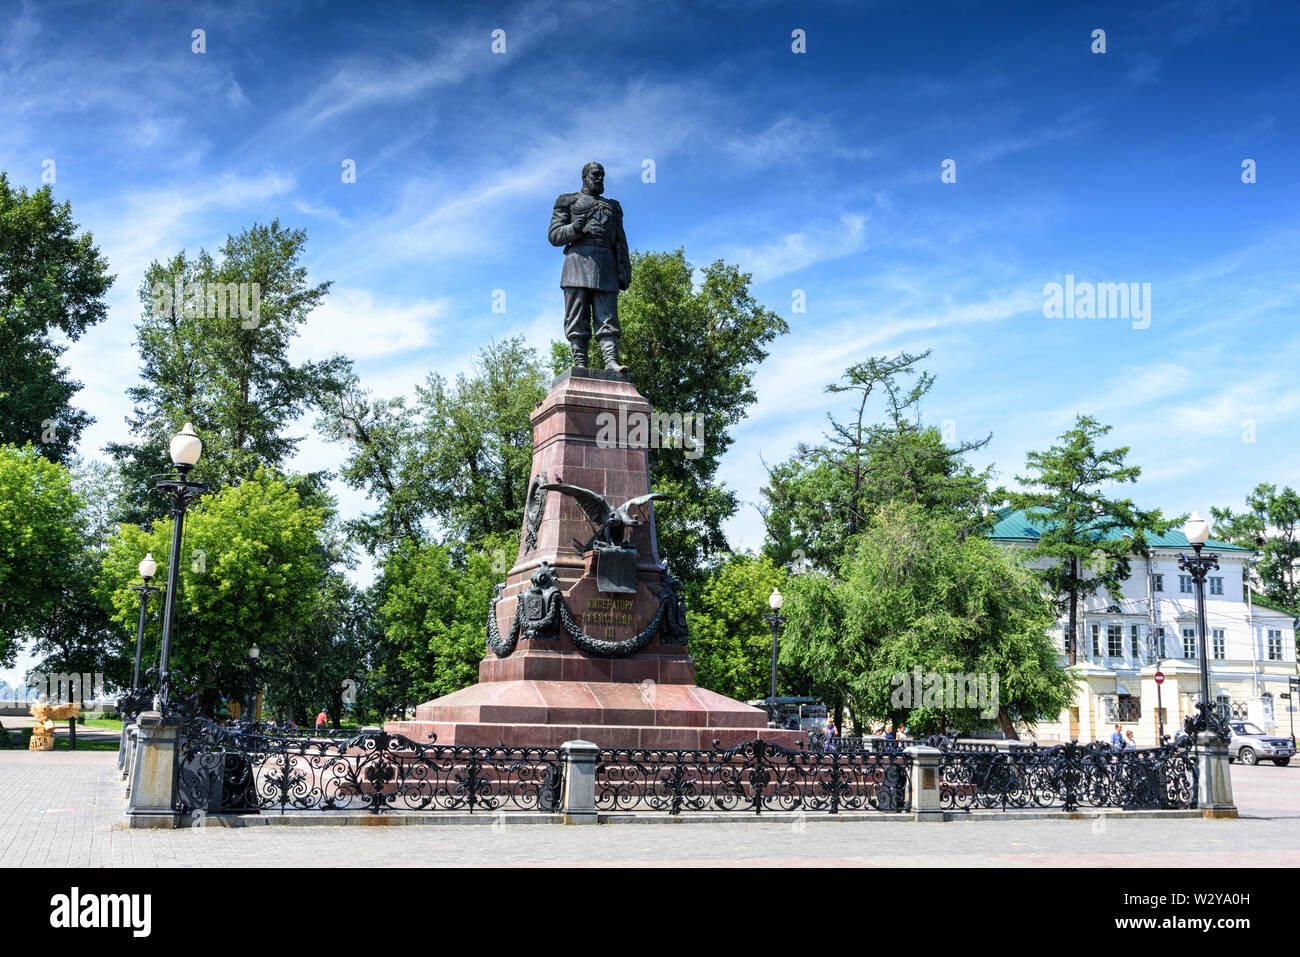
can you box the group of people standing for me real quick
[1107,724,1140,749]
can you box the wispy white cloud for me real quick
[720,213,868,283]
[290,288,446,364]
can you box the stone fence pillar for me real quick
[122,723,140,794]
[906,745,943,822]
[560,739,600,824]
[124,712,180,829]
[1197,733,1237,819]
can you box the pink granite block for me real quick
[537,679,601,710]
[516,654,565,681]
[576,725,639,749]
[658,659,697,685]
[646,681,706,707]
[637,726,699,749]
[610,658,659,684]
[586,683,655,725]
[560,655,612,682]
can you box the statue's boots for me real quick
[569,337,589,369]
[598,336,629,373]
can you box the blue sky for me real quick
[1,0,1298,687]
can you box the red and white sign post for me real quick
[1154,671,1166,741]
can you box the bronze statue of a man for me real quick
[548,162,632,372]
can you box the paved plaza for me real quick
[1,750,1298,867]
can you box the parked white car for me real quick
[1228,721,1295,766]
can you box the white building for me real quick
[989,507,1298,744]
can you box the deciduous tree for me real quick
[1005,415,1175,665]
[0,175,113,460]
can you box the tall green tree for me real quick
[688,553,787,701]
[319,337,546,555]
[260,572,369,726]
[98,468,329,713]
[0,174,114,460]
[107,221,346,522]
[762,350,994,573]
[1212,483,1300,612]
[781,502,1073,737]
[0,445,87,667]
[1005,414,1174,665]
[374,533,509,707]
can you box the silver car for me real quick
[1228,721,1295,767]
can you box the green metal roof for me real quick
[987,506,1253,552]
[1249,592,1299,617]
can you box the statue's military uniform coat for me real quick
[549,191,631,341]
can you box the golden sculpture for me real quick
[28,697,80,751]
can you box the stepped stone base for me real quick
[385,678,805,750]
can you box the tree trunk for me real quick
[997,708,1020,740]
[845,699,861,737]
[1068,558,1079,666]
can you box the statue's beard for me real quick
[582,182,603,196]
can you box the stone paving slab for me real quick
[1,750,1297,866]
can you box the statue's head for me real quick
[581,162,604,196]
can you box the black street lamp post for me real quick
[1287,675,1299,747]
[152,423,208,717]
[245,643,260,725]
[129,553,161,694]
[763,588,786,727]
[1178,512,1231,741]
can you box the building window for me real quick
[1156,627,1166,659]
[1182,627,1197,659]
[1209,577,1223,596]
[1091,623,1100,658]
[1116,695,1141,721]
[1130,624,1140,659]
[1152,573,1164,592]
[1107,623,1123,658]
[1179,575,1194,594]
[1268,629,1283,661]
[1212,628,1225,660]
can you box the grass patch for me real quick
[51,737,120,751]
[82,718,124,730]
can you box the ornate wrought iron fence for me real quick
[595,738,911,815]
[174,719,564,815]
[872,735,996,753]
[937,740,1198,812]
[218,723,358,739]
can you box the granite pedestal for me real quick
[387,369,801,750]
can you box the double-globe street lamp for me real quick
[118,552,163,767]
[129,553,162,696]
[152,423,208,717]
[245,643,260,726]
[764,588,785,727]
[1178,511,1231,741]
